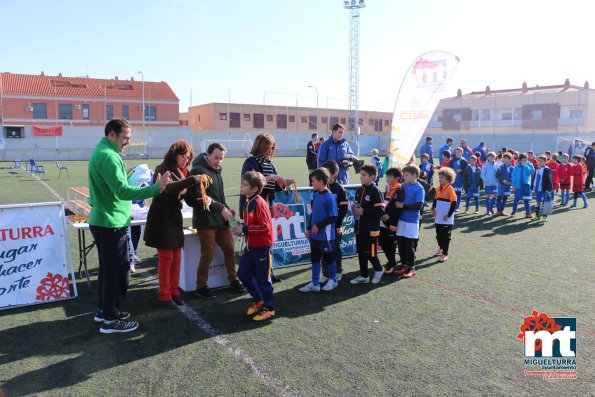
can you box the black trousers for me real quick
[435,224,452,256]
[356,234,382,277]
[90,226,131,321]
[397,236,418,268]
[378,227,397,266]
[322,231,343,276]
[585,168,595,190]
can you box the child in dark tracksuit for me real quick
[380,168,404,274]
[234,171,275,321]
[350,164,385,285]
[463,155,482,213]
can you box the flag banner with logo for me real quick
[0,202,76,310]
[272,186,360,268]
[389,50,460,167]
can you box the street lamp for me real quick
[137,71,144,128]
[307,85,319,130]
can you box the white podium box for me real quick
[179,230,230,291]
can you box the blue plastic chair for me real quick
[28,159,45,175]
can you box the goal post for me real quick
[200,134,252,157]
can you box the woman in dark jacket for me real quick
[239,134,294,282]
[144,140,203,308]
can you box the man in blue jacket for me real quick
[419,136,434,164]
[438,137,454,164]
[317,123,354,185]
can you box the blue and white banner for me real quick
[272,186,360,268]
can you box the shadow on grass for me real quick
[0,278,209,395]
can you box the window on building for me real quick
[301,116,308,123]
[59,104,73,119]
[471,110,480,121]
[122,105,129,120]
[330,116,339,126]
[277,114,287,129]
[266,114,273,122]
[32,103,47,119]
[145,106,157,121]
[340,117,346,124]
[219,113,227,121]
[321,116,328,124]
[82,104,90,120]
[229,112,240,128]
[384,119,390,126]
[453,113,462,122]
[243,113,251,121]
[374,119,383,132]
[105,105,113,120]
[368,119,374,126]
[570,109,583,118]
[531,110,543,120]
[513,108,522,121]
[358,118,363,126]
[253,113,264,128]
[501,112,512,121]
[480,110,491,121]
[308,116,317,130]
[289,115,295,122]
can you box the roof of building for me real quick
[0,72,179,101]
[444,81,591,101]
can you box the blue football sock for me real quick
[580,193,587,206]
[512,200,519,213]
[524,200,531,214]
[312,262,321,286]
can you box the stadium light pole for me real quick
[137,71,145,128]
[308,85,319,130]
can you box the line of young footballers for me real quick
[234,150,590,321]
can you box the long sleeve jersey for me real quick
[354,183,385,236]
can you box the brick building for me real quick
[0,72,179,138]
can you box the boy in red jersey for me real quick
[546,153,560,200]
[570,156,589,208]
[558,154,572,205]
[233,171,276,321]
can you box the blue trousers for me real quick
[237,247,275,309]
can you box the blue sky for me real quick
[1,0,592,113]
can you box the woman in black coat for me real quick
[144,140,204,308]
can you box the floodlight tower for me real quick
[344,0,365,155]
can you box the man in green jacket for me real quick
[186,142,244,298]
[89,118,170,334]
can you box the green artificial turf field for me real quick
[0,157,593,396]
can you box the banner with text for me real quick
[0,202,75,310]
[272,186,359,268]
[33,126,63,136]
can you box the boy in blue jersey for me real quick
[511,153,535,218]
[462,155,482,213]
[299,168,339,292]
[494,153,513,216]
[350,164,386,284]
[480,152,498,215]
[394,164,425,279]
[449,147,468,212]
[532,155,553,221]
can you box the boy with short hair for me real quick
[350,164,386,284]
[379,167,404,274]
[432,167,457,262]
[495,153,513,216]
[558,153,572,205]
[449,147,468,211]
[439,150,451,169]
[234,171,276,321]
[480,152,498,215]
[462,155,482,213]
[394,164,425,279]
[570,155,589,208]
[370,149,384,185]
[511,153,535,218]
[532,155,553,221]
[420,153,434,186]
[320,160,349,282]
[299,168,339,292]
[546,153,560,201]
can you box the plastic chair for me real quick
[56,161,69,179]
[28,159,45,175]
[10,159,22,169]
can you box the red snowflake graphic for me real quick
[517,310,561,352]
[36,272,70,302]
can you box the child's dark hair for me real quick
[310,168,330,185]
[572,155,581,161]
[502,153,512,160]
[402,164,420,177]
[385,167,402,180]
[469,155,477,161]
[321,160,339,176]
[442,150,451,159]
[241,171,266,194]
[519,153,528,160]
[360,164,378,177]
[438,167,456,182]
[538,155,547,162]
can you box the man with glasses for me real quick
[88,118,171,334]
[317,123,354,185]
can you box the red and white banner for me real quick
[0,202,76,310]
[33,126,63,136]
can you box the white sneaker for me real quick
[350,276,370,284]
[371,270,383,284]
[322,279,338,291]
[298,282,321,292]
